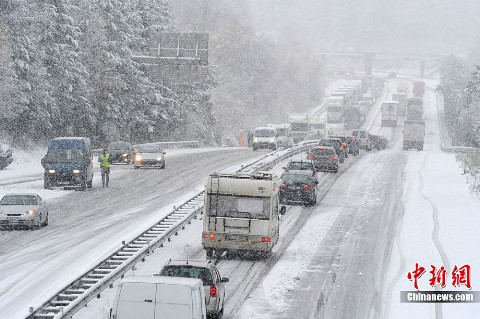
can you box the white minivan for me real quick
[110,276,206,319]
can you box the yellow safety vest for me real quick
[100,153,110,168]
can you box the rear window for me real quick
[282,174,311,184]
[360,131,367,138]
[310,148,334,156]
[319,139,338,147]
[160,266,213,285]
[287,162,313,170]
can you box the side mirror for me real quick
[315,180,319,185]
[280,206,286,215]
[109,308,112,319]
[163,151,166,154]
[41,157,45,168]
[221,277,229,283]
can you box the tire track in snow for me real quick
[417,153,450,319]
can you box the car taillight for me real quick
[262,237,271,242]
[279,183,286,190]
[343,143,347,147]
[307,154,314,159]
[331,156,337,160]
[340,146,343,150]
[210,285,217,297]
[304,185,313,190]
[202,233,215,239]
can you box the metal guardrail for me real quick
[27,144,312,319]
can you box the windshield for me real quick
[136,146,163,153]
[291,123,309,131]
[254,129,275,137]
[207,195,270,219]
[160,266,213,285]
[45,149,85,163]
[1,195,37,205]
[309,124,325,130]
[48,139,85,150]
[108,142,130,150]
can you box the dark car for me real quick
[370,134,388,150]
[283,160,317,177]
[279,171,318,206]
[345,135,360,156]
[107,141,134,164]
[307,146,339,173]
[41,137,94,190]
[332,135,349,158]
[318,138,345,163]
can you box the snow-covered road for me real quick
[1,78,479,319]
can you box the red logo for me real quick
[407,264,472,290]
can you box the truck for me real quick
[332,87,354,106]
[413,81,426,97]
[202,172,285,258]
[403,120,425,151]
[326,96,345,123]
[406,97,423,120]
[288,113,310,143]
[343,106,363,130]
[381,101,399,127]
[267,123,293,148]
[392,92,407,116]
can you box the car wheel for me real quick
[34,216,42,229]
[206,249,214,258]
[134,166,139,169]
[162,163,166,169]
[87,180,93,188]
[42,214,49,227]
[333,167,339,173]
[44,179,52,190]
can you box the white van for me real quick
[252,127,278,150]
[110,276,206,319]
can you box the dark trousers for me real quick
[101,167,110,187]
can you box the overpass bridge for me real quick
[319,52,444,77]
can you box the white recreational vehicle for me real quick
[202,172,286,258]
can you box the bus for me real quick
[202,172,286,258]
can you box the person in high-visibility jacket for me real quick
[327,127,334,136]
[98,148,112,187]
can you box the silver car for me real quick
[0,193,49,229]
[133,145,166,169]
[159,259,229,318]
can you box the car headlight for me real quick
[122,153,128,157]
[135,154,143,161]
[253,138,258,143]
[25,210,38,216]
[73,169,81,174]
[269,138,276,143]
[48,169,55,174]
[156,156,163,161]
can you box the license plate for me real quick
[7,217,21,220]
[226,235,246,241]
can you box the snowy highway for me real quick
[1,79,479,319]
